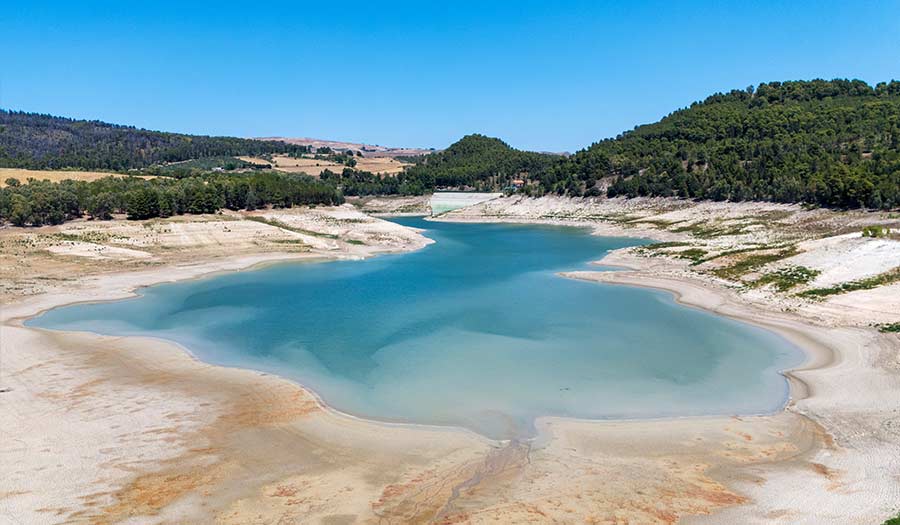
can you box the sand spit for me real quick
[2,197,899,524]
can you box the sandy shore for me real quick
[561,267,900,524]
[2,200,899,523]
[434,196,900,523]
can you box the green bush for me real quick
[799,267,900,298]
[879,323,900,333]
[754,266,821,291]
[863,225,889,238]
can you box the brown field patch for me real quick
[0,168,155,187]
[239,155,410,176]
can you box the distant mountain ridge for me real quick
[0,110,310,171]
[257,137,434,158]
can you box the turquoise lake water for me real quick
[30,218,804,439]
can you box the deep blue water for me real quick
[30,218,804,439]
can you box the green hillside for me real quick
[394,79,900,209]
[403,134,556,190]
[2,79,899,215]
[560,79,900,208]
[0,110,309,171]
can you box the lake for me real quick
[30,218,804,439]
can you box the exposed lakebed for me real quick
[31,218,804,439]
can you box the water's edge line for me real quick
[10,222,837,445]
[9,245,502,445]
[432,214,843,435]
[558,270,835,416]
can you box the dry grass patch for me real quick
[0,168,155,186]
[239,155,410,176]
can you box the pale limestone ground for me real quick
[2,197,899,524]
[0,205,430,302]
[439,195,900,327]
[430,192,503,216]
[347,194,431,215]
[441,195,900,523]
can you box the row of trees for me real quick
[319,167,434,196]
[0,172,343,226]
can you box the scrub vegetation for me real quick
[711,248,800,281]
[883,512,900,525]
[797,266,900,298]
[752,266,821,291]
[862,225,891,237]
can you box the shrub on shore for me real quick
[879,322,900,333]
[863,225,890,238]
[798,267,900,299]
[753,266,821,291]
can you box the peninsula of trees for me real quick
[1,172,343,226]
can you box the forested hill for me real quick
[0,110,310,170]
[402,134,557,190]
[560,79,900,209]
[3,79,899,210]
[382,79,899,209]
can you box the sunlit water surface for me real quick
[30,218,804,439]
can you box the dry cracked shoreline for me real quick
[2,197,899,524]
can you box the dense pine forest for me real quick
[0,110,310,170]
[397,79,899,209]
[1,79,899,226]
[0,172,343,226]
[311,79,900,209]
[587,79,900,209]
[403,134,557,190]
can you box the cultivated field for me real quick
[239,154,410,176]
[0,168,155,187]
[257,136,433,158]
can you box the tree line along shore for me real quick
[2,78,899,226]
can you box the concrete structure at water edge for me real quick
[430,192,503,216]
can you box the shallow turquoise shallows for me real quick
[30,218,804,439]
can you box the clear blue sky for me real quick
[3,1,898,152]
